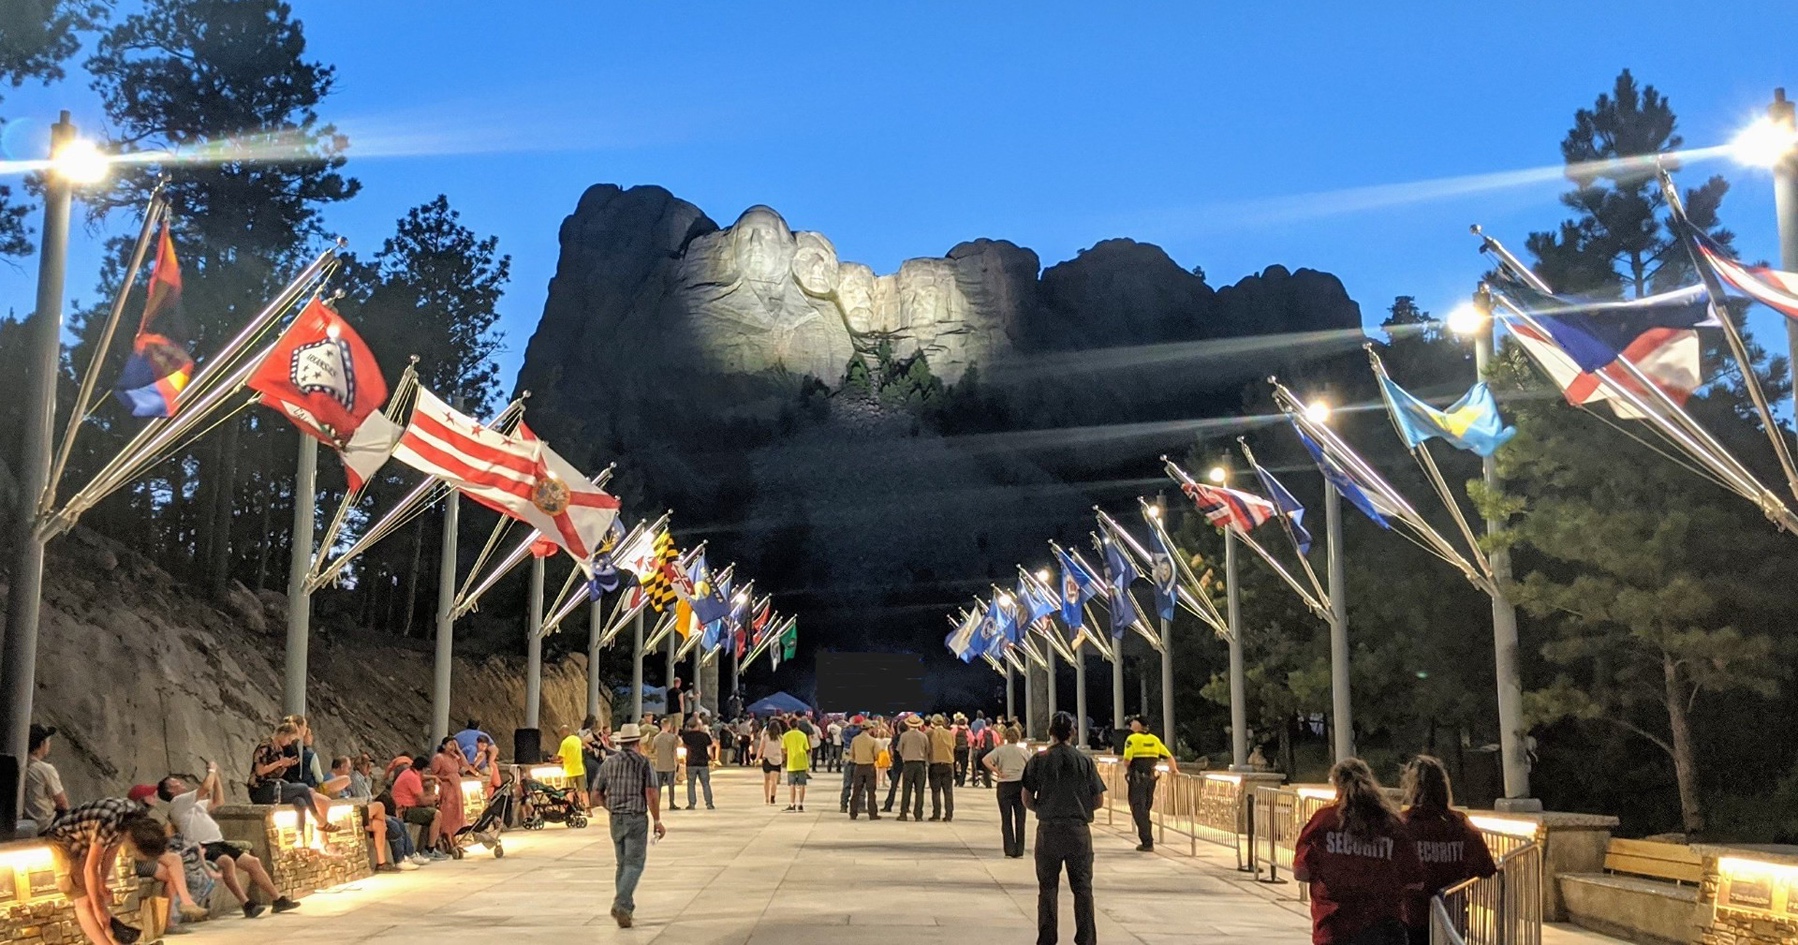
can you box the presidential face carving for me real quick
[792,231,840,298]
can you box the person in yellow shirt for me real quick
[781,719,814,812]
[555,725,590,811]
[1121,716,1177,852]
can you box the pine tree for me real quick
[0,1,110,258]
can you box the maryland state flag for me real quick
[638,532,681,613]
[114,225,195,417]
[248,298,399,490]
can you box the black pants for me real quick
[840,761,858,809]
[954,747,971,785]
[850,764,878,818]
[997,781,1026,856]
[898,761,927,818]
[972,748,993,787]
[1128,774,1156,847]
[1034,821,1095,945]
[929,762,955,819]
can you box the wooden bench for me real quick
[1558,839,1703,945]
[1603,838,1704,886]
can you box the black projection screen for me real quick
[815,652,926,715]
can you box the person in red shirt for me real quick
[1292,758,1420,945]
[1398,756,1496,945]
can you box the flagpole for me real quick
[284,433,317,716]
[1470,298,1533,805]
[1005,661,1015,721]
[1325,482,1353,763]
[1226,524,1247,770]
[1074,642,1088,748]
[666,626,677,717]
[431,489,458,745]
[587,593,603,721]
[1045,637,1058,730]
[1024,655,1037,741]
[1111,633,1124,745]
[632,609,645,723]
[525,554,544,731]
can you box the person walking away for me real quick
[595,723,664,928]
[874,722,893,793]
[1121,716,1177,852]
[1021,712,1105,945]
[1399,756,1494,945]
[927,714,957,821]
[827,717,844,773]
[580,715,609,795]
[650,719,681,810]
[838,715,864,813]
[1293,758,1422,945]
[881,718,905,812]
[781,716,814,811]
[970,720,996,788]
[952,713,972,786]
[757,718,786,805]
[24,723,68,832]
[554,724,590,810]
[984,726,1031,857]
[847,722,881,820]
[895,714,931,821]
[680,716,717,810]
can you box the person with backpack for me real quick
[1293,758,1423,945]
[1399,757,1495,945]
[952,713,972,786]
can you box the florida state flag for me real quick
[250,298,397,488]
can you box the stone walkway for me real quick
[171,766,1617,945]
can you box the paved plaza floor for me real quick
[172,766,1619,945]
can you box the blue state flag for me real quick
[1056,548,1101,630]
[1250,460,1312,555]
[1295,425,1393,529]
[1102,539,1141,640]
[1379,376,1516,457]
[1017,574,1058,627]
[1146,527,1178,622]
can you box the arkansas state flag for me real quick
[250,297,397,488]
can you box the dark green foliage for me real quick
[0,0,109,259]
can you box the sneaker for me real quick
[944,815,953,823]
[408,854,431,866]
[396,859,420,871]
[783,805,796,812]
[611,906,633,929]
[928,815,941,822]
[271,897,301,914]
[1136,843,1153,852]
[797,805,805,812]
[178,903,209,922]
[109,917,142,945]
[897,815,910,822]
[707,804,715,810]
[426,850,451,862]
[374,863,401,873]
[242,903,267,919]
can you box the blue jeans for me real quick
[609,812,649,913]
[840,761,858,808]
[385,816,415,858]
[686,767,713,808]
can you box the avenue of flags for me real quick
[35,198,798,682]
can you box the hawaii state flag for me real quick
[114,225,195,417]
[249,297,399,489]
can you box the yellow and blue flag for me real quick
[1378,376,1516,457]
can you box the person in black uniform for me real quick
[1021,711,1106,945]
[1120,716,1178,852]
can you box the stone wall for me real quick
[215,803,371,898]
[1695,845,1798,945]
[0,839,148,945]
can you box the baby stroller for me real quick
[454,772,514,857]
[519,777,589,829]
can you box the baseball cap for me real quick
[127,784,159,804]
[28,723,56,751]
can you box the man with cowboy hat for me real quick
[927,713,957,821]
[894,714,931,822]
[951,712,972,787]
[594,722,665,928]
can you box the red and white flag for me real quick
[249,298,400,490]
[1508,322,1699,421]
[1696,234,1798,321]
[393,390,621,562]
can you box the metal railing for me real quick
[1430,840,1543,945]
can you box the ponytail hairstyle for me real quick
[1330,757,1399,840]
[1400,755,1454,817]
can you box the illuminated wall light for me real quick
[1720,856,1798,883]
[529,764,566,780]
[1205,772,1243,785]
[1468,815,1539,839]
[0,844,55,872]
[1297,786,1337,801]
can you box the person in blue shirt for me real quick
[454,720,492,768]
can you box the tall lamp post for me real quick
[1447,300,1534,805]
[0,114,109,827]
[1732,88,1798,416]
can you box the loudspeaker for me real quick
[513,728,542,765]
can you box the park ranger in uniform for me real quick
[1121,716,1177,852]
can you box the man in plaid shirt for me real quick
[44,795,203,945]
[594,723,664,928]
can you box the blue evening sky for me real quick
[3,1,1796,382]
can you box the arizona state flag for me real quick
[114,225,195,417]
[249,298,398,489]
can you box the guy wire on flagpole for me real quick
[40,190,168,517]
[1659,169,1798,502]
